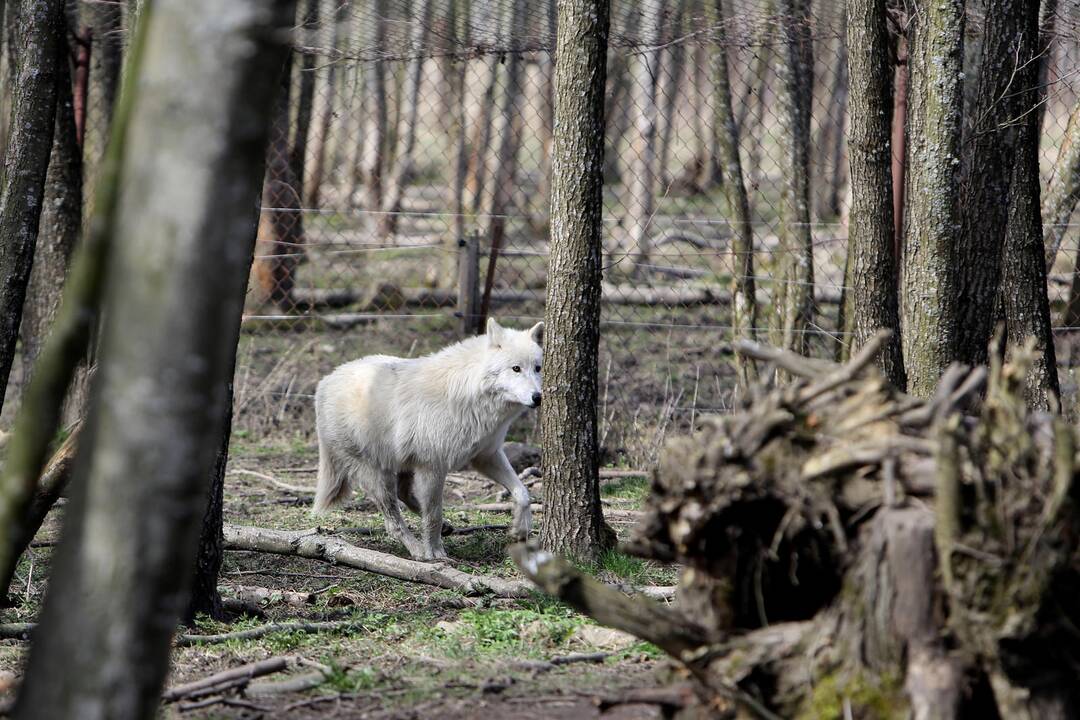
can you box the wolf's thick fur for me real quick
[313,319,543,560]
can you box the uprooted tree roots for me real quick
[513,331,1080,719]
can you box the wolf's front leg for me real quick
[413,468,448,561]
[471,451,531,540]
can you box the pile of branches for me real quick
[514,331,1080,719]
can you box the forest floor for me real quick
[0,435,683,719]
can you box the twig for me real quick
[161,657,288,702]
[175,619,364,647]
[228,468,315,494]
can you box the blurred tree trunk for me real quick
[0,0,63,413]
[20,30,82,386]
[622,0,663,269]
[378,0,434,237]
[655,1,685,187]
[738,5,773,206]
[535,0,557,222]
[1044,102,1080,270]
[901,0,964,397]
[601,0,636,184]
[476,0,525,323]
[444,0,470,285]
[289,0,317,192]
[771,0,815,357]
[1001,0,1059,409]
[465,53,498,212]
[846,0,905,389]
[816,25,848,220]
[305,0,341,207]
[954,0,1030,371]
[710,0,757,388]
[82,0,121,124]
[12,0,293,715]
[540,0,614,562]
[359,0,388,209]
[251,57,304,313]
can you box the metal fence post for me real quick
[457,231,480,335]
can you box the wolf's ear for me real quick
[486,318,504,347]
[529,321,544,346]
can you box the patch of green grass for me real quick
[416,604,585,660]
[600,475,650,503]
[597,549,650,585]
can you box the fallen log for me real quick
[175,619,361,647]
[222,524,532,598]
[514,333,1080,718]
[161,657,288,703]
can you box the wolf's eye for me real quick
[512,366,521,373]
[535,365,541,372]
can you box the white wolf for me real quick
[312,318,543,560]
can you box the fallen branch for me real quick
[161,657,288,703]
[0,623,34,640]
[246,670,328,696]
[227,468,314,494]
[175,619,363,647]
[223,524,533,598]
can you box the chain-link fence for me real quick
[33,1,1080,466]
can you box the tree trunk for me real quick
[444,0,470,286]
[20,30,82,385]
[601,0,636,184]
[465,54,499,213]
[1001,0,1059,409]
[710,0,757,388]
[538,0,614,561]
[0,0,63,413]
[377,0,434,237]
[771,0,815,357]
[655,1,685,188]
[901,0,964,397]
[1043,101,1080,270]
[304,0,341,208]
[621,0,663,269]
[817,27,849,220]
[358,0,388,210]
[82,0,122,124]
[12,0,293,715]
[250,56,304,313]
[476,0,525,325]
[534,0,557,222]
[954,0,1031,370]
[289,0,317,192]
[846,0,905,389]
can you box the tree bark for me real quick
[621,0,663,269]
[901,0,964,397]
[655,1,685,188]
[1044,101,1080,270]
[303,0,341,208]
[771,0,815,357]
[20,29,82,384]
[358,0,388,210]
[710,0,757,388]
[289,0,317,193]
[538,0,614,561]
[377,0,434,237]
[1000,0,1059,409]
[82,0,122,124]
[954,0,1030,370]
[0,0,63,414]
[12,1,294,716]
[846,0,905,389]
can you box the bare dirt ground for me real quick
[0,433,683,719]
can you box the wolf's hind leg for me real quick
[398,471,454,536]
[368,468,428,560]
[412,468,448,560]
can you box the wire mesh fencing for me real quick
[55,0,1080,467]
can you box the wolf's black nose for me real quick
[531,392,542,407]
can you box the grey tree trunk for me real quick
[901,0,964,398]
[622,0,664,268]
[304,0,341,207]
[710,0,757,388]
[655,1,685,187]
[539,0,614,561]
[0,0,63,413]
[846,0,905,389]
[772,0,815,357]
[20,31,82,385]
[12,0,293,716]
[358,0,388,210]
[1043,101,1080,269]
[954,0,1031,370]
[601,0,637,184]
[1001,0,1059,409]
[82,0,122,124]
[289,0,318,191]
[378,0,434,237]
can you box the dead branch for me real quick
[175,619,361,647]
[223,524,532,597]
[161,657,289,703]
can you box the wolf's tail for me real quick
[312,438,351,515]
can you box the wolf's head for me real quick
[484,318,544,409]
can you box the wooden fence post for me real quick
[457,231,480,335]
